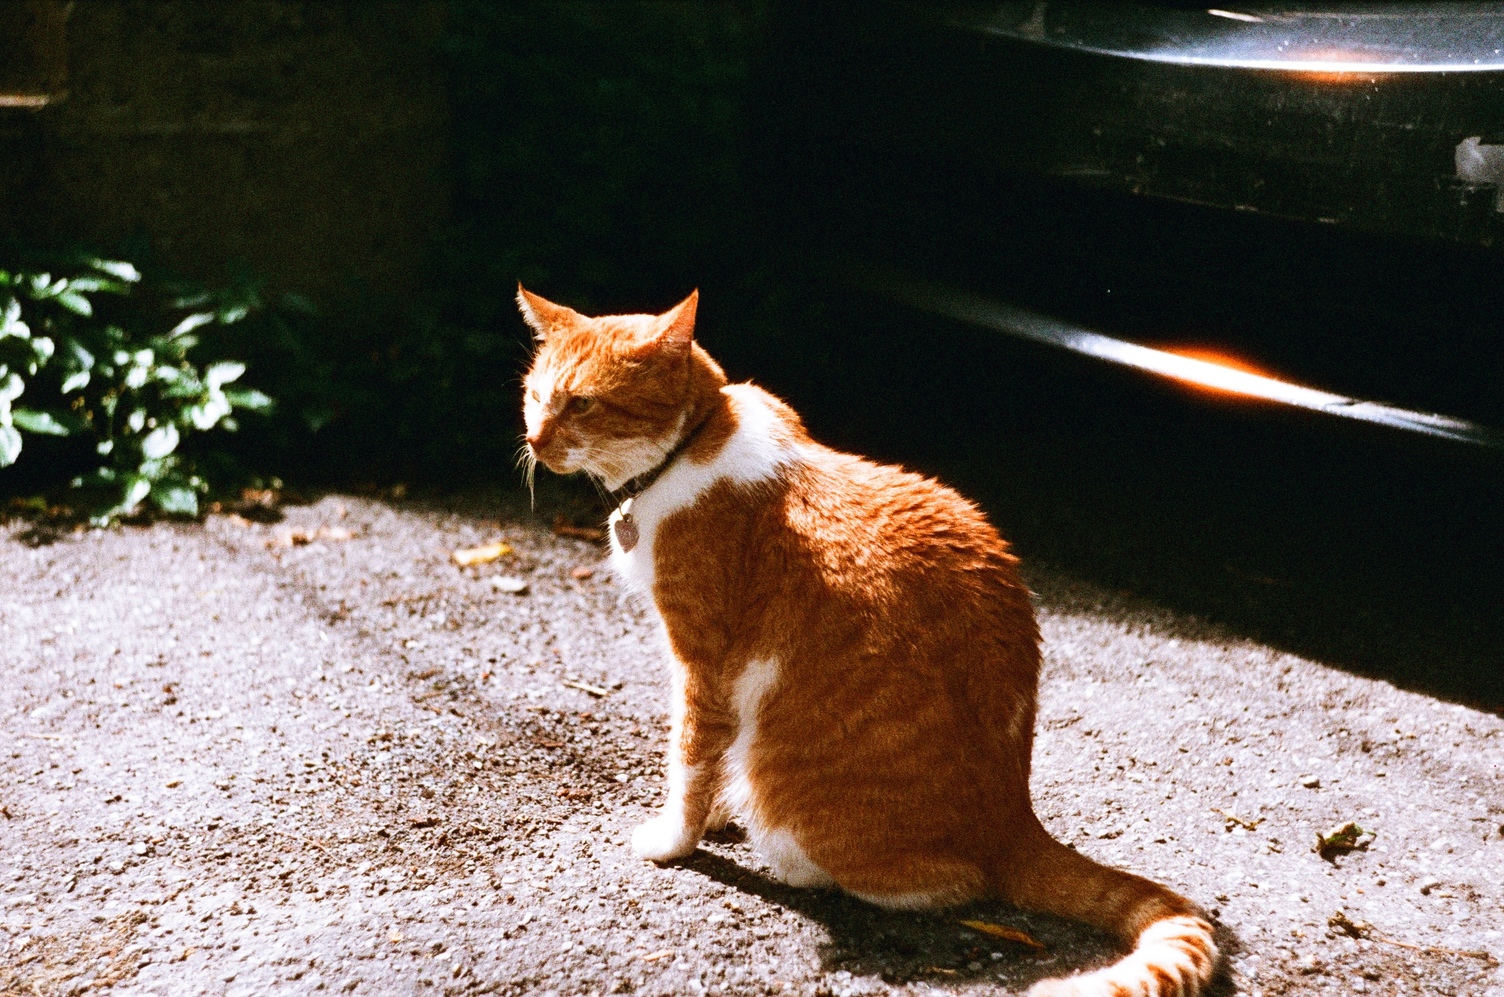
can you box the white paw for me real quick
[631,815,699,863]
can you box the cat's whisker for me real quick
[583,470,616,512]
[514,438,538,508]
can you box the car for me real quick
[759,2,1504,448]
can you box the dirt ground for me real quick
[3,486,1501,997]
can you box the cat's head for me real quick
[518,286,723,490]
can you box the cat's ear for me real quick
[643,289,699,357]
[516,284,582,342]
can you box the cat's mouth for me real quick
[531,435,679,493]
[532,444,615,484]
[531,446,583,476]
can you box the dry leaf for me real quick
[552,513,605,542]
[1214,808,1264,831]
[452,541,512,567]
[640,949,675,962]
[958,919,1047,951]
[571,565,595,579]
[1328,908,1496,964]
[273,526,355,547]
[387,929,404,944]
[1329,910,1372,938]
[1315,821,1374,860]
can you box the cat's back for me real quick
[654,382,1018,577]
[786,442,1017,582]
[649,383,1036,666]
[735,383,1027,606]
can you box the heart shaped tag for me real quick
[614,513,639,552]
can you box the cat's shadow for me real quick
[676,837,1240,994]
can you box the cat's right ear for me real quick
[516,284,581,342]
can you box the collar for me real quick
[611,402,717,504]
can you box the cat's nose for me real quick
[526,423,555,452]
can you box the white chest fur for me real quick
[607,385,796,597]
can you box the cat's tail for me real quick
[1001,823,1219,997]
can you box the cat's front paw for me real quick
[704,803,732,833]
[631,815,700,863]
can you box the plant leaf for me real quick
[0,371,23,404]
[0,425,20,466]
[11,408,74,436]
[63,337,95,370]
[170,312,215,337]
[65,276,128,295]
[88,258,142,283]
[151,481,199,516]
[55,291,94,316]
[0,298,27,338]
[187,395,231,430]
[30,336,54,366]
[205,361,246,389]
[120,475,151,512]
[140,423,181,459]
[224,386,274,412]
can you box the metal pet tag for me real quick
[614,513,639,552]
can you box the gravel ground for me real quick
[2,486,1501,997]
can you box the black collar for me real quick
[611,403,717,503]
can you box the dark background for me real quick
[2,1,1500,709]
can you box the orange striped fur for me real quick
[519,287,1219,996]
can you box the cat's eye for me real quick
[568,396,595,414]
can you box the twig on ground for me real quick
[1329,910,1496,965]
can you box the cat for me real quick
[518,286,1218,997]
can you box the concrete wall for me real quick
[3,1,452,315]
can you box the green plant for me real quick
[0,257,273,522]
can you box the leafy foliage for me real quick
[0,258,273,522]
[4,4,781,489]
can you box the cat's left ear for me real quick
[516,284,583,342]
[645,289,699,356]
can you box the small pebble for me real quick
[489,576,529,595]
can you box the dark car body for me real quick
[759,2,1504,446]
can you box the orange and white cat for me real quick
[519,286,1218,997]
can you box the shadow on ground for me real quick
[672,842,1240,995]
